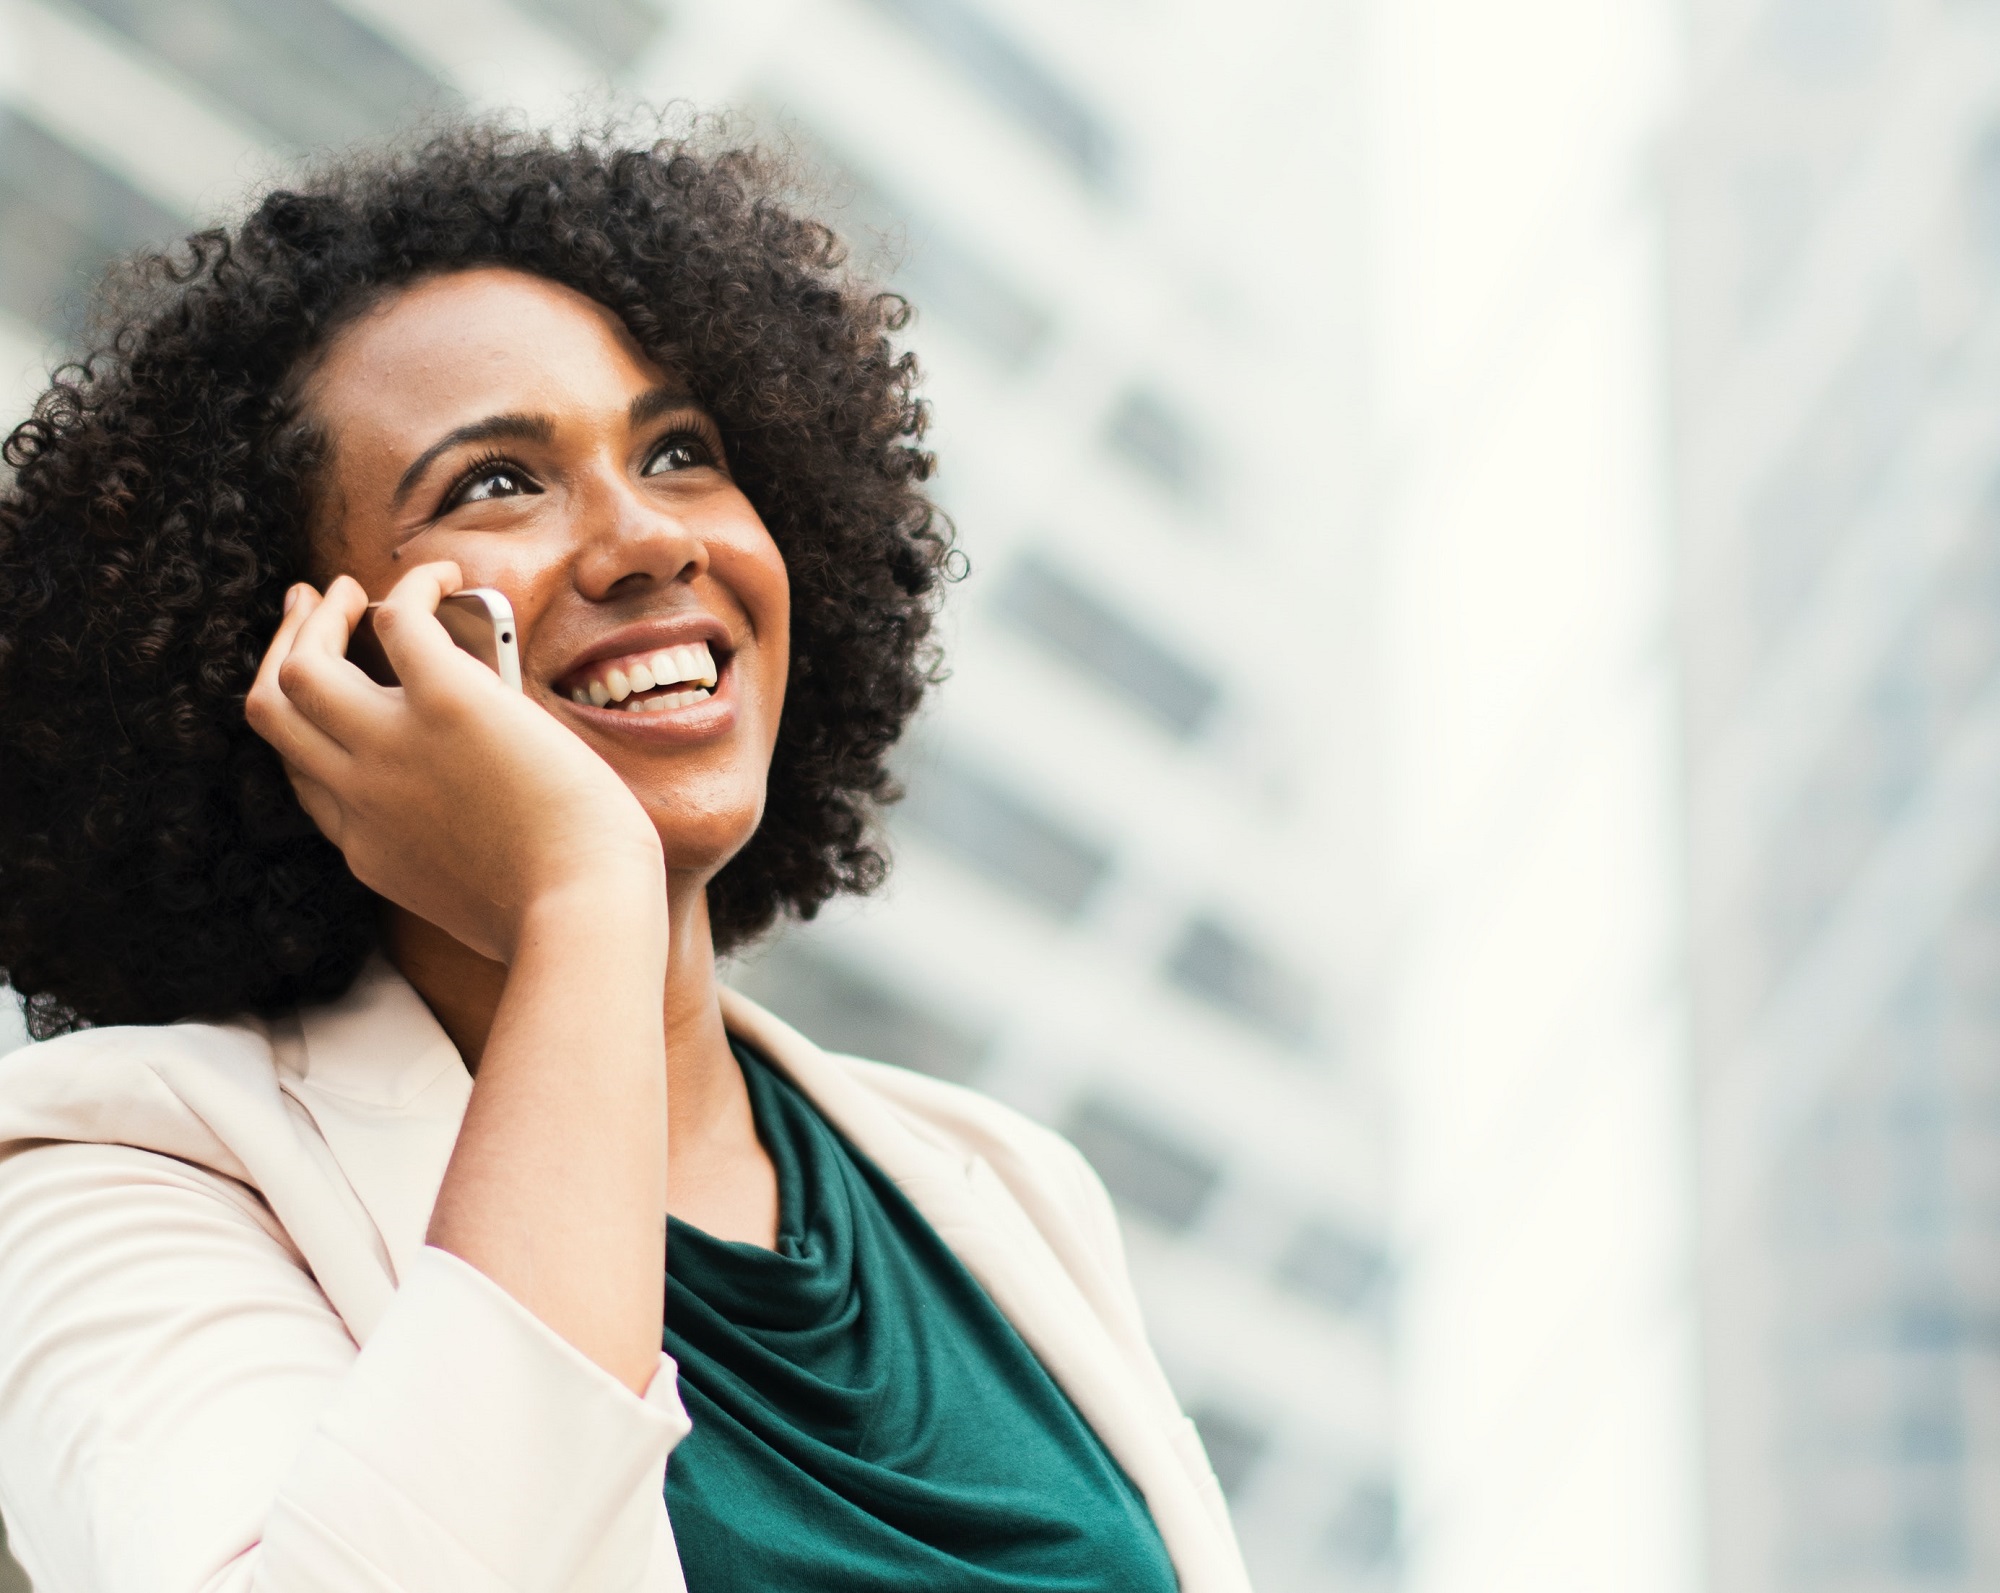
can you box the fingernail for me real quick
[283,586,302,615]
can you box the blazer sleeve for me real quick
[0,1140,689,1593]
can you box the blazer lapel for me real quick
[719,988,1244,1593]
[283,957,472,1298]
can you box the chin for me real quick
[648,800,765,879]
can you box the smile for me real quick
[564,641,719,713]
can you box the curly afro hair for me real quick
[0,120,951,1037]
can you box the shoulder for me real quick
[830,1053,1112,1214]
[0,958,464,1168]
[0,1013,274,1072]
[720,984,1116,1233]
[0,1012,284,1093]
[0,1015,286,1174]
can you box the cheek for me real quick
[756,593,790,712]
[726,536,791,717]
[414,535,549,593]
[733,524,788,623]
[418,541,572,656]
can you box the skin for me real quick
[246,267,788,1392]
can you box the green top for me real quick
[661,1041,1179,1592]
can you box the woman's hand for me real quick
[251,564,672,1390]
[246,563,664,965]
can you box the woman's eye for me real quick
[458,466,532,504]
[644,435,712,476]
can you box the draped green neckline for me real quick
[661,1041,1178,1592]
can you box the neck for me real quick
[385,872,760,1231]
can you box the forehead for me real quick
[305,267,673,452]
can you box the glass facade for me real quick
[68,0,451,151]
[0,109,179,334]
[1671,0,2000,1585]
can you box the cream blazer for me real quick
[0,958,1251,1593]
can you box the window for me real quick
[70,0,451,153]
[1274,1218,1388,1315]
[991,553,1220,737]
[1185,1401,1271,1500]
[897,220,1052,369]
[509,0,663,72]
[1893,1291,1963,1354]
[1895,1392,1965,1464]
[1754,507,2000,1004]
[1324,1476,1398,1570]
[1062,1094,1221,1232]
[1757,0,1885,78]
[1746,298,1925,644]
[0,112,182,337]
[727,938,990,1083]
[1897,1512,1967,1579]
[1104,386,1204,502]
[897,756,1113,919]
[858,0,1116,191]
[1163,914,1319,1052]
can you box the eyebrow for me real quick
[392,413,556,508]
[628,384,700,428]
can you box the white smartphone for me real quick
[347,588,523,693]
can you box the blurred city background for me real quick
[0,0,1995,1589]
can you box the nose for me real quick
[570,471,708,602]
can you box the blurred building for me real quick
[1363,3,1703,1593]
[1670,0,2000,1586]
[0,0,1387,1588]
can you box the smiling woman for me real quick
[0,123,1249,1593]
[0,130,937,1031]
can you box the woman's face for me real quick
[302,266,789,878]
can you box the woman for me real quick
[0,124,1248,1592]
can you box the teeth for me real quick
[630,688,708,713]
[630,643,718,691]
[576,641,721,706]
[597,685,715,715]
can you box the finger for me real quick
[273,576,402,748]
[373,562,492,699]
[249,660,353,778]
[287,573,371,666]
[248,587,351,772]
[251,583,321,702]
